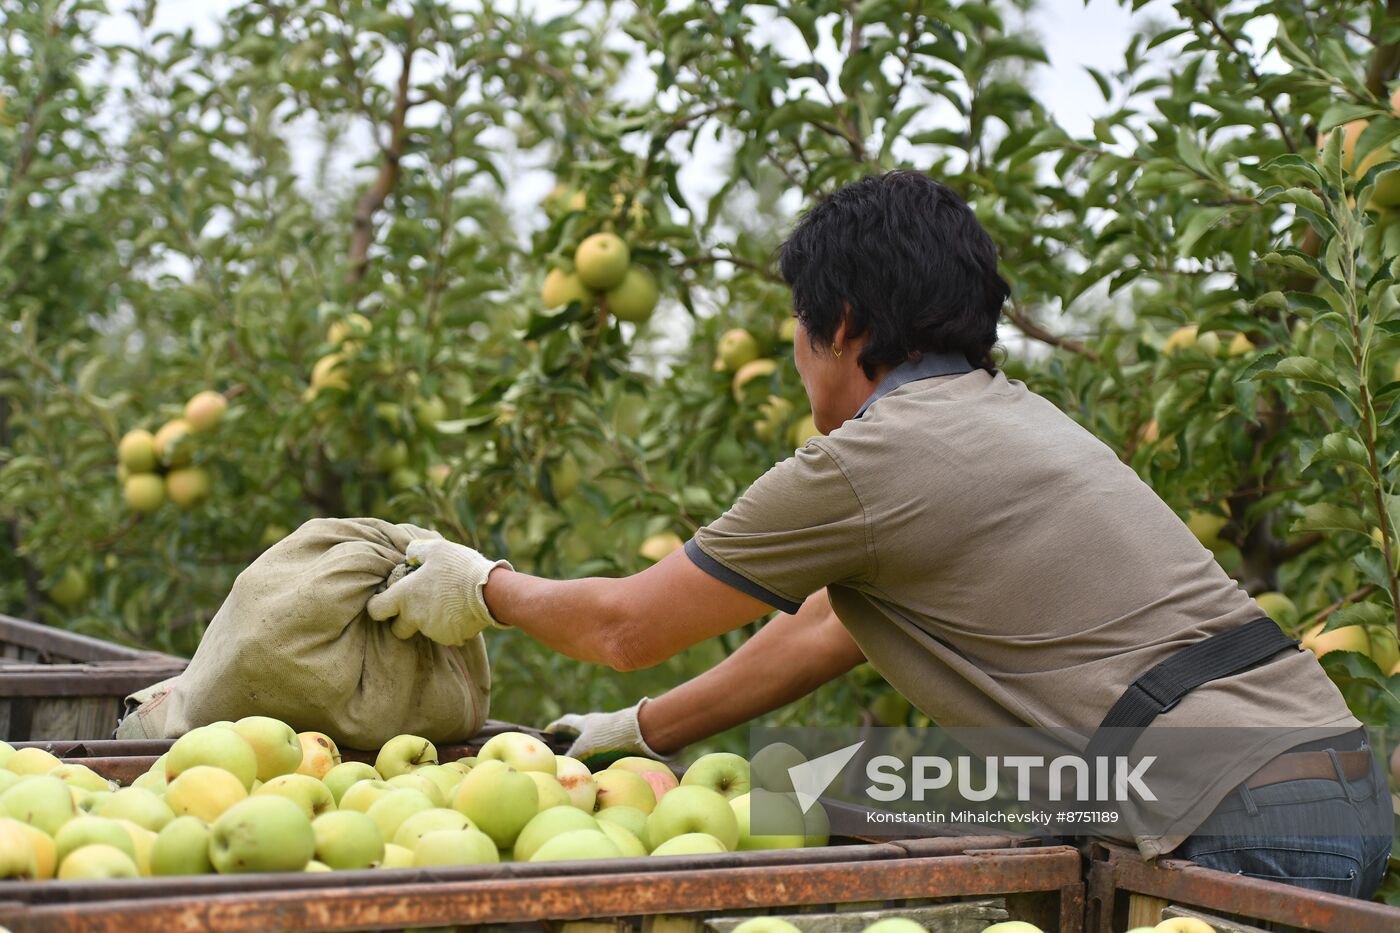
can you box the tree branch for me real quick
[1365,0,1400,98]
[1003,302,1099,361]
[346,42,417,288]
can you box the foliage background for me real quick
[6,0,1400,893]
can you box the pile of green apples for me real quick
[0,720,833,881]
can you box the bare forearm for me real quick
[637,590,864,754]
[483,550,775,671]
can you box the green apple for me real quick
[58,843,139,880]
[597,820,646,858]
[645,785,738,851]
[1,775,77,835]
[232,716,304,782]
[0,819,38,879]
[304,859,332,872]
[375,734,438,779]
[55,815,136,863]
[151,815,213,875]
[376,843,415,869]
[595,806,649,848]
[165,765,248,822]
[442,758,476,778]
[860,920,928,933]
[366,787,436,842]
[451,759,539,849]
[131,770,166,794]
[6,747,62,776]
[323,762,381,804]
[0,770,20,796]
[92,787,174,831]
[392,807,469,850]
[803,800,830,847]
[732,920,801,933]
[716,328,761,371]
[604,266,659,324]
[525,772,570,811]
[78,790,111,814]
[0,740,13,769]
[477,731,557,775]
[294,731,341,780]
[973,925,1043,933]
[593,770,656,814]
[254,773,336,819]
[312,810,385,870]
[750,743,806,793]
[166,726,258,790]
[574,233,631,290]
[529,828,623,862]
[49,763,113,794]
[209,796,315,873]
[387,773,447,808]
[340,779,396,814]
[412,764,464,802]
[682,752,750,800]
[731,790,805,851]
[4,817,54,879]
[649,832,727,857]
[513,806,598,862]
[554,756,597,812]
[413,828,500,867]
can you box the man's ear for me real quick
[834,302,854,357]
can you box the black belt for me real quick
[1084,616,1299,764]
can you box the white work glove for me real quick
[545,699,667,770]
[366,538,512,646]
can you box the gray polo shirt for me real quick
[686,360,1358,857]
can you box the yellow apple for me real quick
[649,832,726,857]
[639,532,684,563]
[57,843,138,880]
[732,358,778,402]
[391,807,469,851]
[554,756,598,812]
[529,827,623,862]
[166,726,258,790]
[592,770,657,815]
[92,787,174,831]
[375,734,438,779]
[254,773,336,819]
[413,827,500,866]
[6,746,61,775]
[165,765,247,822]
[0,819,38,879]
[513,806,598,861]
[375,842,415,868]
[183,391,228,432]
[154,418,192,467]
[165,467,211,509]
[1300,622,1370,658]
[322,762,381,804]
[477,731,556,775]
[295,731,341,779]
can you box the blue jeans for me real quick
[1174,729,1395,899]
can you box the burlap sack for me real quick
[116,517,490,749]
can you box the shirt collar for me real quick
[854,352,976,419]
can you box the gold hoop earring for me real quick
[833,346,843,358]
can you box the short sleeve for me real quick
[686,443,872,614]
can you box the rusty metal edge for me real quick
[0,846,1085,932]
[0,614,184,665]
[1091,840,1400,933]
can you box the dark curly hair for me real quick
[777,171,1009,375]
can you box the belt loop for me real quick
[1326,748,1364,802]
[1237,782,1260,817]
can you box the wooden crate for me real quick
[1084,840,1400,933]
[0,740,1086,932]
[0,613,187,742]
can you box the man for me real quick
[370,170,1393,896]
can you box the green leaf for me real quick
[1291,503,1368,535]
